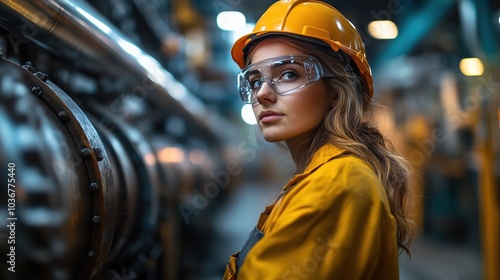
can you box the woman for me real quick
[223,1,413,279]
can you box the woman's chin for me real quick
[262,133,284,143]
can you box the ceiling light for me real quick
[368,20,398,39]
[217,11,246,31]
[459,58,484,76]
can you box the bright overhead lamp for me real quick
[459,58,484,76]
[217,11,246,31]
[367,20,398,39]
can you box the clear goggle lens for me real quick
[237,55,333,104]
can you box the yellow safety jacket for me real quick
[223,143,399,280]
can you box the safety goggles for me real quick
[237,55,333,104]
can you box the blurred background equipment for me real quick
[0,0,499,280]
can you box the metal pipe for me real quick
[0,0,223,143]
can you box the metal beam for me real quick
[476,0,500,61]
[372,0,456,70]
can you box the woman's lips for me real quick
[259,111,282,123]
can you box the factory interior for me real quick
[0,0,499,279]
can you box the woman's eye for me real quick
[250,79,263,89]
[280,71,298,81]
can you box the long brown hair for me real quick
[246,35,414,256]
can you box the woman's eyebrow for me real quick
[270,59,298,69]
[248,69,260,76]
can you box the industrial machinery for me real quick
[0,0,234,279]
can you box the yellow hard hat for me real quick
[231,0,373,97]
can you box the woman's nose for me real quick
[255,78,277,104]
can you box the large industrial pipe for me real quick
[0,0,224,144]
[0,51,212,279]
[0,1,239,279]
[0,57,117,279]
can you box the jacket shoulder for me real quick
[293,155,390,213]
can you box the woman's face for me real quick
[249,40,332,145]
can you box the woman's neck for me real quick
[285,125,329,173]
[286,135,313,173]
